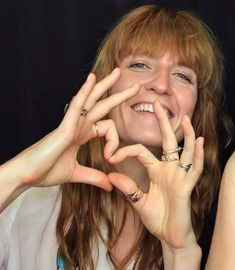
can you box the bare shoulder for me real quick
[223,152,235,183]
[226,152,235,168]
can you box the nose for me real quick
[144,69,171,95]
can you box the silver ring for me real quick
[178,163,192,173]
[80,109,88,117]
[126,187,144,203]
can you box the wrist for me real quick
[161,239,202,270]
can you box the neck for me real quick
[114,156,149,192]
[114,142,162,192]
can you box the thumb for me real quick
[108,172,147,211]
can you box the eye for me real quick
[174,73,193,84]
[129,62,150,70]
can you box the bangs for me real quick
[112,7,218,89]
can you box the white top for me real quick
[0,187,136,270]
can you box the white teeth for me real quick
[148,104,154,113]
[133,103,154,113]
[133,103,173,118]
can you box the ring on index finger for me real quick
[126,187,144,203]
[161,147,183,162]
[94,122,99,137]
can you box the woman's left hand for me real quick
[108,100,203,269]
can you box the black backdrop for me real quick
[0,0,234,163]
[0,0,234,267]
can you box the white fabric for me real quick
[0,187,135,270]
[0,187,60,270]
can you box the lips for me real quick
[131,102,174,119]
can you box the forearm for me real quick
[0,155,28,212]
[0,130,66,213]
[205,152,235,270]
[161,240,202,270]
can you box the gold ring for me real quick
[80,109,88,116]
[161,155,178,162]
[126,187,144,203]
[94,122,99,137]
[178,163,192,173]
[163,147,183,155]
[161,147,183,162]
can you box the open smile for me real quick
[131,103,174,119]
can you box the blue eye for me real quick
[175,73,192,84]
[129,63,149,69]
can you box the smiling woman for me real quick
[109,53,198,149]
[0,4,232,270]
[58,5,227,270]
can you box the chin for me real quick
[120,134,163,152]
[140,139,163,156]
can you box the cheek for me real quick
[111,74,130,94]
[178,91,198,116]
[109,106,119,122]
[108,105,125,136]
[111,72,142,94]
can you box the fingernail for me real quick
[106,151,113,160]
[184,115,191,123]
[86,73,93,81]
[112,68,119,74]
[200,137,204,146]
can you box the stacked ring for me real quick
[161,147,183,162]
[178,163,192,173]
[126,187,144,203]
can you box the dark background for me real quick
[0,0,234,267]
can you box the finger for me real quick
[108,172,147,209]
[109,144,159,172]
[83,68,121,110]
[153,100,178,157]
[88,82,140,121]
[186,137,204,189]
[178,115,195,175]
[70,164,113,191]
[92,120,119,159]
[62,73,96,125]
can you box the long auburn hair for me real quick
[56,5,228,270]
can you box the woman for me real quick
[0,5,228,270]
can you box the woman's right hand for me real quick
[0,68,140,210]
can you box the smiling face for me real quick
[109,52,198,151]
